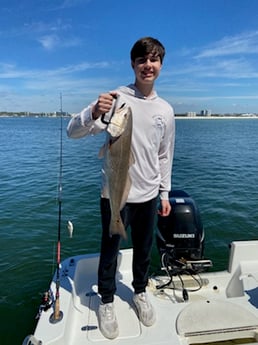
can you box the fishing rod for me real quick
[50,93,64,323]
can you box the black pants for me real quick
[98,197,158,303]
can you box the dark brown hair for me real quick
[130,37,165,63]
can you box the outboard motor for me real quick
[157,190,204,260]
[157,190,211,274]
[156,191,212,299]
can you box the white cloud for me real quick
[163,30,258,82]
[59,0,91,8]
[0,61,110,80]
[164,55,258,80]
[38,34,81,50]
[196,31,258,58]
[38,34,60,50]
[0,17,80,51]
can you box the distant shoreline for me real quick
[0,114,71,118]
[0,114,257,120]
[175,116,258,120]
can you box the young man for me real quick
[67,37,175,339]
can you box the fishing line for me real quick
[50,93,64,323]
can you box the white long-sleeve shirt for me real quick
[67,84,175,203]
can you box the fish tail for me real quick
[109,216,127,239]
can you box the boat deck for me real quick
[24,241,258,345]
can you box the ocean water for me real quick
[0,117,258,344]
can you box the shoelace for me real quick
[104,304,114,321]
[138,293,149,306]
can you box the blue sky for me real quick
[1,0,258,114]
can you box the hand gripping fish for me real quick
[99,103,134,239]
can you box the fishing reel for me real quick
[36,290,53,319]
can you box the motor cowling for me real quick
[157,190,204,261]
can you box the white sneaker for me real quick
[133,292,156,326]
[98,302,119,339]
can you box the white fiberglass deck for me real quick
[24,241,258,345]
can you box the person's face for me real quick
[131,53,162,85]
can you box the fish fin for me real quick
[129,150,135,166]
[109,216,127,239]
[99,138,117,158]
[120,175,131,210]
[98,144,107,159]
[119,154,133,209]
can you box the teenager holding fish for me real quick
[67,37,175,339]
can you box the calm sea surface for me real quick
[0,117,258,344]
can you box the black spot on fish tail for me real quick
[109,217,127,239]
